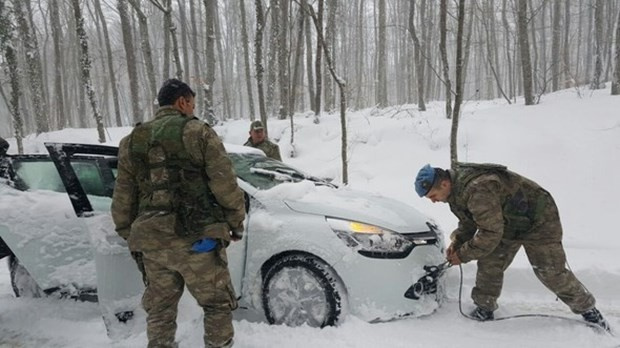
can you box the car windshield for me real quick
[228,153,334,190]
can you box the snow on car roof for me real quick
[224,143,265,156]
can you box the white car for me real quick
[0,142,446,330]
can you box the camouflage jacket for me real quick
[243,138,282,161]
[448,163,552,263]
[111,106,246,251]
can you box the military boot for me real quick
[207,338,233,348]
[581,308,611,332]
[470,306,495,321]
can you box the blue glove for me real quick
[191,238,217,253]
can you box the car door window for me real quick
[14,159,107,197]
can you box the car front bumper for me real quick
[332,243,446,322]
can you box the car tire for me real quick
[261,253,347,327]
[9,255,44,298]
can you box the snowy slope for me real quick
[1,86,619,347]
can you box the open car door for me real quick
[44,143,144,337]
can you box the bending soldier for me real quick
[415,163,610,331]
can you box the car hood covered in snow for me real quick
[281,185,431,233]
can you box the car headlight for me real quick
[326,217,420,259]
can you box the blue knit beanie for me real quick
[415,164,436,197]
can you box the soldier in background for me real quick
[0,137,15,183]
[243,120,282,161]
[111,79,245,348]
[414,163,610,331]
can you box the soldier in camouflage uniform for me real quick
[415,163,610,331]
[0,137,15,183]
[111,79,246,348]
[243,120,282,161]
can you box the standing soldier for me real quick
[111,79,246,348]
[414,163,610,331]
[0,137,15,183]
[243,120,282,161]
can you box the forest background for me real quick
[0,0,619,151]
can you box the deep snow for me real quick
[1,86,619,347]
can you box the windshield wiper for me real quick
[252,167,337,188]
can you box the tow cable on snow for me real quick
[407,261,616,338]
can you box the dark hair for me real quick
[157,79,196,106]
[431,168,450,190]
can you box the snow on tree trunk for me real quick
[11,0,48,134]
[71,0,105,143]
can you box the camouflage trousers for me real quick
[142,245,238,348]
[472,200,595,314]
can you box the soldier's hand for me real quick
[230,228,243,242]
[446,243,461,265]
[447,251,462,266]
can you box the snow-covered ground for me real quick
[1,86,620,347]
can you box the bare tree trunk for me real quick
[355,0,365,109]
[50,0,67,129]
[304,1,348,184]
[240,0,255,119]
[502,0,514,99]
[450,0,466,168]
[439,0,452,119]
[93,0,121,127]
[323,0,336,110]
[12,0,48,134]
[314,0,324,123]
[278,0,290,119]
[128,0,158,111]
[305,7,316,112]
[117,0,142,123]
[214,3,231,120]
[177,0,190,83]
[478,0,511,103]
[408,0,426,111]
[551,0,561,91]
[376,0,387,107]
[255,0,268,127]
[71,0,105,143]
[203,0,217,124]
[188,0,205,113]
[562,0,571,88]
[289,5,305,154]
[612,8,620,95]
[0,0,24,152]
[517,0,534,105]
[590,0,604,89]
[266,0,280,116]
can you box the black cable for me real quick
[455,264,615,336]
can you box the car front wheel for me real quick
[261,253,347,327]
[9,255,44,298]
